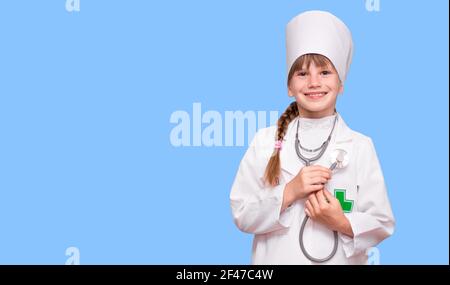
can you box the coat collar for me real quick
[279,113,353,176]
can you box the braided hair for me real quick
[263,101,299,186]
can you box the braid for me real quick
[264,101,299,187]
[276,101,299,141]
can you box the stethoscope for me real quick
[294,115,350,263]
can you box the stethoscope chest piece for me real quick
[329,149,349,170]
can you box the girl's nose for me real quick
[308,75,321,88]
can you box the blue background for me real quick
[0,0,448,264]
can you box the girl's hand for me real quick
[287,165,332,200]
[304,190,354,237]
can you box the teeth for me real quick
[306,92,326,97]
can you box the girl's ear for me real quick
[339,83,344,94]
[288,88,293,97]
[287,83,294,97]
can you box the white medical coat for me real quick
[230,114,395,264]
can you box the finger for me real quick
[305,166,331,174]
[305,208,311,217]
[305,165,331,172]
[323,190,338,206]
[309,176,329,185]
[323,189,333,200]
[306,184,324,194]
[305,166,332,175]
[307,170,332,180]
[305,200,314,217]
[308,193,320,213]
[316,190,328,208]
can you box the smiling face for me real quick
[288,54,343,118]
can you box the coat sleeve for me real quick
[230,129,296,235]
[340,137,396,258]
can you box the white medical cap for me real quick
[286,10,353,82]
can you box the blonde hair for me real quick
[264,54,336,187]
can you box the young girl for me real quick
[230,10,395,265]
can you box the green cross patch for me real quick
[334,189,354,213]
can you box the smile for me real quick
[304,92,328,99]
